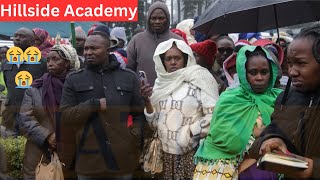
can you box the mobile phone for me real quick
[138,71,148,84]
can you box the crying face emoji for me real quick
[23,47,41,64]
[6,47,24,64]
[15,71,33,89]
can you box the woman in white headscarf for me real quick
[176,19,197,45]
[141,38,219,179]
[19,39,80,179]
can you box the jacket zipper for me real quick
[304,96,317,154]
[292,96,313,148]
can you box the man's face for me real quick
[84,35,110,67]
[13,28,34,50]
[287,38,320,92]
[149,9,167,34]
[194,52,210,69]
[76,38,86,55]
[118,39,125,49]
[0,47,8,61]
[216,39,234,67]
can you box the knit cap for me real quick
[190,40,217,66]
[75,26,87,40]
[110,27,127,44]
[87,24,98,36]
[94,25,111,36]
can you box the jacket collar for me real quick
[87,54,120,73]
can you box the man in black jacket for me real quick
[59,31,144,179]
[1,28,47,133]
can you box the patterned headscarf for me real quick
[50,38,80,70]
[32,28,53,58]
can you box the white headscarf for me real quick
[176,19,197,45]
[151,38,219,106]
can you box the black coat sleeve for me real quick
[59,75,101,126]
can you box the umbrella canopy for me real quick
[194,0,320,35]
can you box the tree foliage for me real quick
[0,136,26,179]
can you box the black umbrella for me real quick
[193,0,320,35]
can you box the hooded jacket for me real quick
[126,1,183,86]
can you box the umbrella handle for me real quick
[273,5,280,45]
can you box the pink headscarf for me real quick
[252,39,284,65]
[223,40,251,87]
[32,28,53,58]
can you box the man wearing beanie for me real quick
[75,26,87,66]
[111,27,127,49]
[191,40,227,94]
[126,1,183,86]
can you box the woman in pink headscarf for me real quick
[32,28,54,58]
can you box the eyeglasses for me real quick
[218,47,234,55]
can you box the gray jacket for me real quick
[126,1,183,86]
[19,86,53,177]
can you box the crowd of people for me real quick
[0,1,319,180]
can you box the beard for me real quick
[76,46,84,55]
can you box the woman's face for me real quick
[246,55,271,94]
[33,36,42,47]
[47,51,69,76]
[287,38,320,92]
[163,46,185,73]
[216,38,234,67]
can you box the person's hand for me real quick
[140,81,153,103]
[46,133,56,150]
[253,117,266,138]
[260,139,314,178]
[259,137,287,155]
[99,98,107,111]
[25,107,40,118]
[285,155,313,179]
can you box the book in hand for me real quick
[257,152,308,174]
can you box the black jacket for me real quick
[58,56,144,178]
[250,88,320,179]
[1,59,47,130]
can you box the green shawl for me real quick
[194,46,283,162]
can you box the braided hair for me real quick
[295,23,320,63]
[281,23,320,108]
